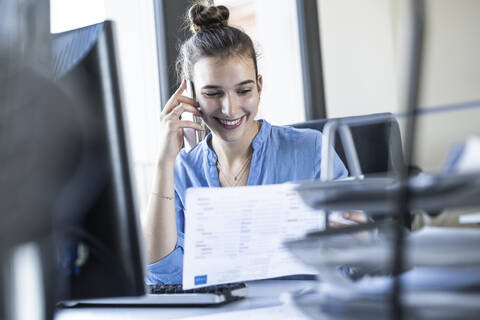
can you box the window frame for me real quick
[296,0,327,120]
[153,0,191,108]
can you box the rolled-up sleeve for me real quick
[145,191,185,285]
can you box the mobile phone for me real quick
[183,80,206,152]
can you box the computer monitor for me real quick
[52,21,145,300]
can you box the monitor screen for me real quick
[52,21,145,300]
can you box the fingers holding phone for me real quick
[162,81,198,116]
[158,80,204,162]
[183,80,206,152]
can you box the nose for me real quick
[221,92,238,117]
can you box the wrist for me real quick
[151,192,174,200]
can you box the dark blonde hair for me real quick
[176,2,259,83]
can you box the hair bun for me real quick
[189,4,229,33]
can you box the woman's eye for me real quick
[237,89,252,95]
[203,92,222,98]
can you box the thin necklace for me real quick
[217,153,252,184]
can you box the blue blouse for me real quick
[146,119,348,284]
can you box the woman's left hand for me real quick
[328,211,367,228]
[329,211,375,242]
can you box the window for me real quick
[104,0,161,216]
[52,0,163,216]
[50,0,105,33]
[50,0,306,214]
[216,0,306,125]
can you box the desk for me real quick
[54,280,316,320]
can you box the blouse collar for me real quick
[202,119,271,166]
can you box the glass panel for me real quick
[104,0,161,216]
[52,0,164,216]
[215,0,306,125]
[50,0,106,33]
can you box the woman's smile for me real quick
[214,115,245,129]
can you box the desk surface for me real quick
[54,280,316,320]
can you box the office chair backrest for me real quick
[291,113,405,176]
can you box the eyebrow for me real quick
[201,80,255,90]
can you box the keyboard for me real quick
[145,283,247,305]
[58,283,248,307]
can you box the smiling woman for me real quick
[142,1,347,285]
[194,56,261,144]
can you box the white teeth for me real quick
[219,118,241,125]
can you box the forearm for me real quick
[142,159,178,264]
[142,80,203,264]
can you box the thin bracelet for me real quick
[152,192,174,200]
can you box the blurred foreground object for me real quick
[0,0,98,319]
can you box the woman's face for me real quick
[192,55,262,143]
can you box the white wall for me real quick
[317,0,480,171]
[254,0,306,125]
[318,0,399,118]
[413,0,480,171]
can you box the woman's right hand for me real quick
[157,80,204,163]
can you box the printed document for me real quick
[182,183,323,289]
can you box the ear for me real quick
[256,74,263,96]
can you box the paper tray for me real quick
[294,172,480,213]
[284,226,480,270]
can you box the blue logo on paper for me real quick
[194,275,207,285]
